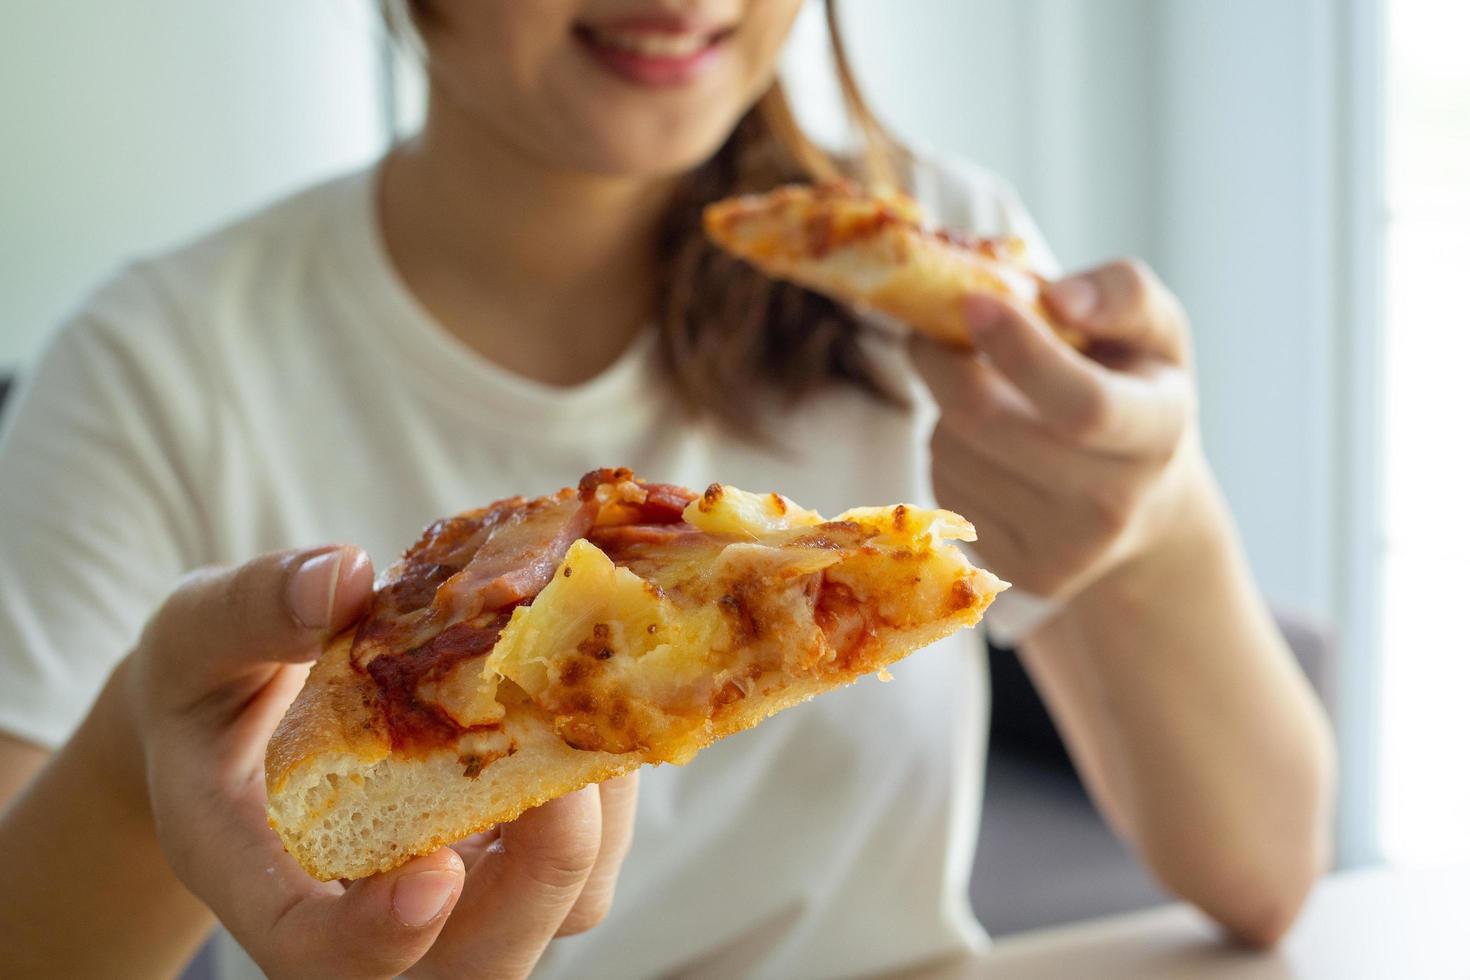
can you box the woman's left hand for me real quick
[912,260,1206,601]
[914,261,1336,946]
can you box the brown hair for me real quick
[655,2,910,432]
[385,1,908,432]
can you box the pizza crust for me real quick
[266,616,988,882]
[266,637,636,880]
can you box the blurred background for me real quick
[2,0,1465,943]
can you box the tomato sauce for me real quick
[365,620,506,752]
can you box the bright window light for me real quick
[1379,0,1470,864]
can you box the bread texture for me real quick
[265,615,982,881]
[265,633,636,881]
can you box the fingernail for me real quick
[963,293,1004,337]
[1049,277,1099,321]
[392,870,457,928]
[288,550,344,631]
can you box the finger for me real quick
[916,343,1115,480]
[1042,260,1189,363]
[232,842,463,979]
[962,293,1192,454]
[963,292,1113,435]
[911,333,1030,424]
[151,752,464,980]
[144,546,374,701]
[449,828,503,872]
[423,787,603,979]
[931,463,1025,573]
[931,418,1056,514]
[557,773,639,936]
[931,389,1144,495]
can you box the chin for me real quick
[569,113,741,178]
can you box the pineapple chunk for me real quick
[682,484,823,539]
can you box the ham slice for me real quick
[356,490,594,664]
[430,493,597,622]
[353,472,695,666]
[638,483,699,521]
[586,522,705,562]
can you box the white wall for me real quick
[0,0,389,367]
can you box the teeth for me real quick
[589,28,710,58]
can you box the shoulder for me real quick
[130,167,369,328]
[11,168,371,455]
[71,167,366,338]
[34,167,373,402]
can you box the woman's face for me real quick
[415,0,805,177]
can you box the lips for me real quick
[573,16,735,87]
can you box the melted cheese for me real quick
[476,488,999,763]
[682,484,823,538]
[417,653,505,728]
[833,504,978,548]
[489,540,728,699]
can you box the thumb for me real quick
[218,844,466,980]
[142,546,374,700]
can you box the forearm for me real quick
[0,662,213,978]
[1022,465,1335,945]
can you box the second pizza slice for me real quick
[703,180,1085,348]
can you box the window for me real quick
[1378,0,1470,863]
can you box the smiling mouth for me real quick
[573,19,736,86]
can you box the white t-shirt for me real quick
[0,156,1053,979]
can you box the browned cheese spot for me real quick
[712,680,747,709]
[578,467,634,499]
[575,623,615,662]
[561,659,587,686]
[789,520,869,551]
[892,504,908,531]
[699,483,725,512]
[718,582,762,643]
[769,492,788,515]
[558,717,602,752]
[950,577,978,612]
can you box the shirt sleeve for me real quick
[0,265,210,748]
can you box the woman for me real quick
[0,2,1334,977]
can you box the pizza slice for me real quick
[703,180,1085,348]
[266,468,1006,881]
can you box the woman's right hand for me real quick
[123,546,637,979]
